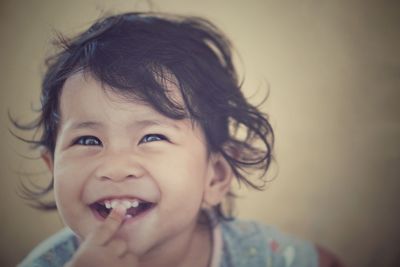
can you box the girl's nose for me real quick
[95,152,145,182]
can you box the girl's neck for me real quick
[138,220,213,267]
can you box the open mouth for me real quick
[90,198,155,219]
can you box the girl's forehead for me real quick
[62,71,184,106]
[60,73,150,117]
[59,72,192,131]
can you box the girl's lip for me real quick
[91,194,156,205]
[89,202,156,225]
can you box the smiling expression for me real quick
[46,71,227,258]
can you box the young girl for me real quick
[16,12,343,267]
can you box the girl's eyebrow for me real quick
[67,119,181,131]
[67,121,103,131]
[134,119,181,130]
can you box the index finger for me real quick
[86,204,127,246]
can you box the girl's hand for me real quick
[65,204,138,267]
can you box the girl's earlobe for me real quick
[41,148,54,172]
[202,154,233,208]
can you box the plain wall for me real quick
[1,1,399,267]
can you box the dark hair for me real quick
[12,12,274,221]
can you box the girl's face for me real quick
[44,72,231,257]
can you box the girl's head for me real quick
[15,12,274,222]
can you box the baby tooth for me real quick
[122,200,131,209]
[105,200,111,209]
[111,200,119,208]
[131,200,139,208]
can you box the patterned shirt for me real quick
[19,219,343,267]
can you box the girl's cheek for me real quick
[55,148,97,169]
[53,160,85,192]
[62,147,101,160]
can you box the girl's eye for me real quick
[139,134,167,144]
[73,136,102,146]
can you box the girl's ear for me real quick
[41,148,54,173]
[202,153,233,208]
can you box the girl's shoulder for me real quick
[18,228,78,267]
[219,219,319,267]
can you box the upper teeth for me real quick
[104,199,140,209]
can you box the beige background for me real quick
[1,1,399,267]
